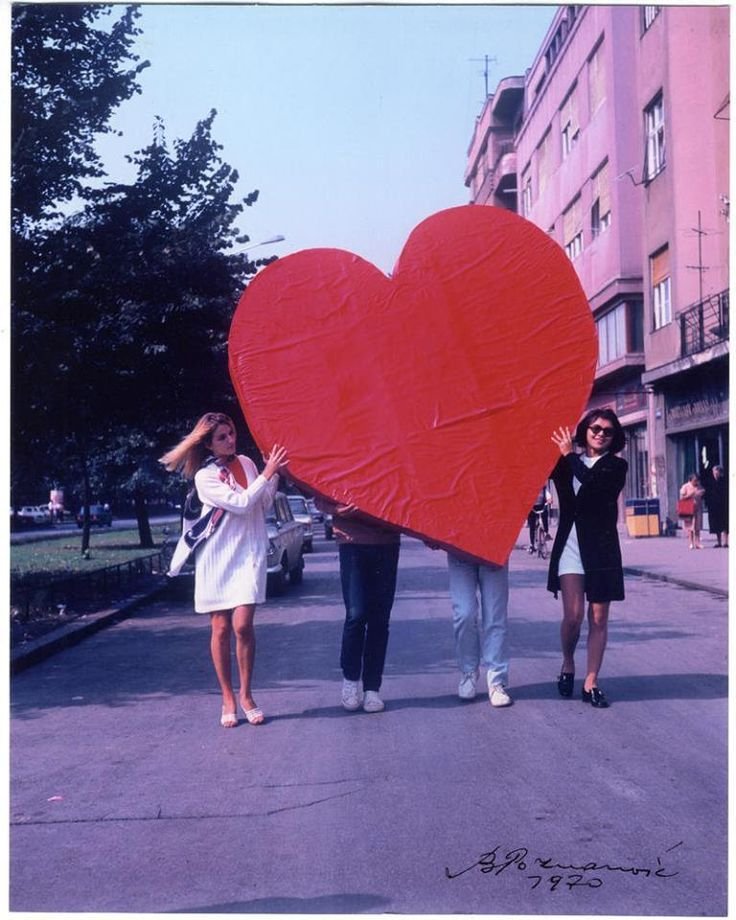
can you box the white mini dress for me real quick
[192,456,277,613]
[557,453,600,577]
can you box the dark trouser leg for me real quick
[339,543,399,691]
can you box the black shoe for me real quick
[581,686,609,708]
[557,672,574,697]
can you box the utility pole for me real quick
[469,54,497,98]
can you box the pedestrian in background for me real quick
[548,408,627,709]
[447,553,512,708]
[160,412,288,728]
[705,465,729,548]
[679,473,706,550]
[316,498,400,713]
[526,483,552,554]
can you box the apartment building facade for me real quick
[465,4,729,524]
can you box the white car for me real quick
[17,505,51,525]
[266,493,306,592]
[286,494,314,552]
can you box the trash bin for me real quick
[625,498,660,537]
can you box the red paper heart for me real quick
[229,206,596,564]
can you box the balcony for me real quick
[493,143,517,192]
[680,289,729,358]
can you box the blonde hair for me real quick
[159,412,235,480]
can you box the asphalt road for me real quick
[10,515,180,544]
[10,537,727,915]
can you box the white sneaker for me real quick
[489,684,513,708]
[458,671,478,700]
[363,690,385,713]
[341,679,362,711]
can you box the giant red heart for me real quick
[229,206,597,564]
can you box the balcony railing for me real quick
[680,289,729,358]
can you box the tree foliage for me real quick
[12,3,149,232]
[12,5,271,549]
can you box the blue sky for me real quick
[97,3,556,273]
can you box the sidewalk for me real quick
[11,525,729,674]
[617,525,729,597]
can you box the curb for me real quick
[623,566,728,598]
[10,582,170,675]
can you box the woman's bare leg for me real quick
[209,611,237,719]
[233,605,260,714]
[560,574,585,673]
[585,602,610,691]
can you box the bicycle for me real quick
[527,507,550,560]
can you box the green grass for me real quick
[11,524,174,587]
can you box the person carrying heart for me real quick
[160,412,288,728]
[315,496,400,713]
[548,408,628,709]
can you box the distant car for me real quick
[76,504,113,527]
[286,494,314,552]
[306,496,334,539]
[323,512,334,540]
[17,505,51,525]
[266,492,305,592]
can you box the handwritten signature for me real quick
[445,841,682,891]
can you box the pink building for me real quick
[465,4,729,526]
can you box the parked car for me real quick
[76,504,113,527]
[16,505,51,525]
[286,494,314,552]
[266,492,305,593]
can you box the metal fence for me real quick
[680,289,729,357]
[11,550,168,622]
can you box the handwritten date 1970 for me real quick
[445,842,682,891]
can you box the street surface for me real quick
[10,536,728,915]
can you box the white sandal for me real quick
[220,709,238,728]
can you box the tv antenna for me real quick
[469,55,497,98]
[685,210,709,305]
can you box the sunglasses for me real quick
[589,424,614,437]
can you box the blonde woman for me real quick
[160,412,288,728]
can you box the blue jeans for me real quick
[339,543,400,691]
[447,553,509,687]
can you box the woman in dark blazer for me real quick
[547,408,627,708]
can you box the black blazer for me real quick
[547,451,628,603]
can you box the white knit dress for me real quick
[192,455,278,613]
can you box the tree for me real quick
[12,111,268,549]
[11,3,149,233]
[12,5,274,552]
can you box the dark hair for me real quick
[573,407,625,454]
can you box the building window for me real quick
[545,7,578,72]
[560,84,580,158]
[596,300,644,367]
[521,170,532,217]
[650,246,672,328]
[591,160,611,237]
[537,129,552,197]
[644,93,665,181]
[588,39,605,115]
[597,304,627,366]
[641,6,661,33]
[563,196,583,260]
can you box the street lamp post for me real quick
[232,235,285,254]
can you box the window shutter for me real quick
[588,41,605,113]
[563,196,582,245]
[593,161,611,215]
[651,246,670,285]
